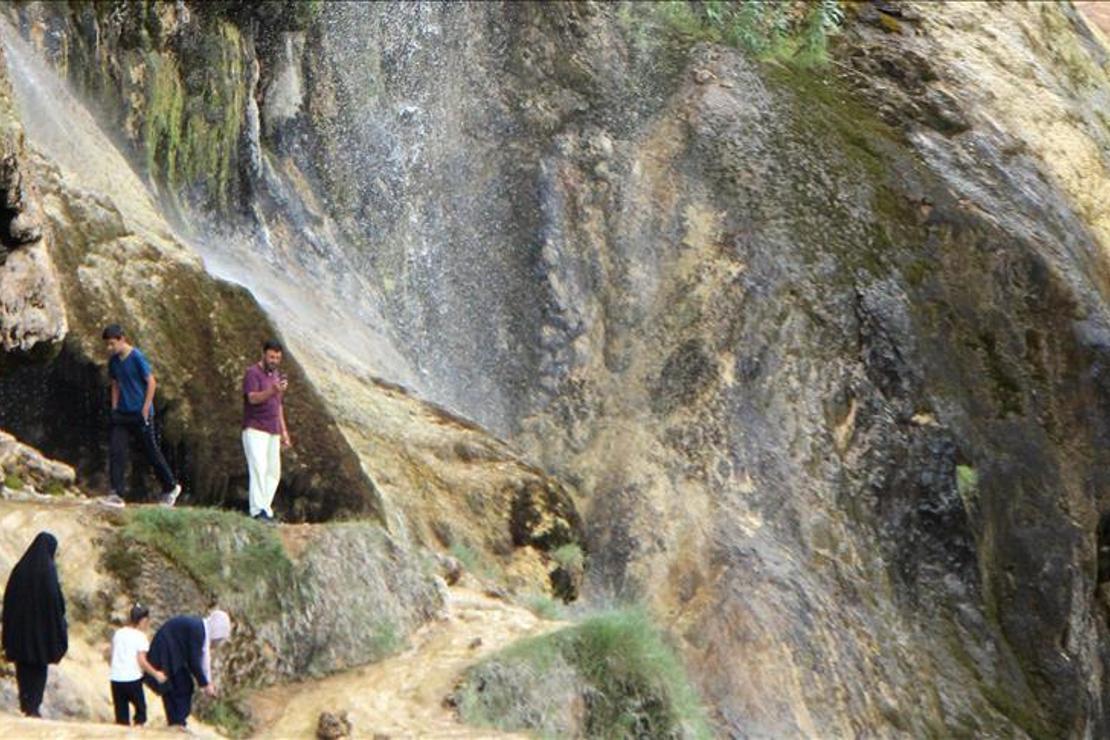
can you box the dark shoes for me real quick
[253,512,278,525]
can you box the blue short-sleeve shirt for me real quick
[109,348,153,415]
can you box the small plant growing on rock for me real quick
[630,0,845,65]
[551,543,585,572]
[195,692,253,739]
[455,608,710,739]
[522,592,563,621]
[448,542,502,581]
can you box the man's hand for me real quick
[154,670,168,684]
[277,375,289,393]
[203,683,217,698]
[281,431,293,449]
[141,402,153,421]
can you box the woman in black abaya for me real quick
[2,531,68,717]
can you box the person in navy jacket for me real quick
[146,610,231,727]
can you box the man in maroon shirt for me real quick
[241,340,291,522]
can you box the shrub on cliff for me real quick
[454,608,710,739]
[625,0,845,65]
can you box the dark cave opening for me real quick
[0,342,192,501]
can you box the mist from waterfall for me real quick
[1,3,562,437]
[0,17,420,404]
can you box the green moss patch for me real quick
[106,508,292,618]
[622,0,844,65]
[454,608,710,739]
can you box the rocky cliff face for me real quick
[0,3,583,600]
[2,0,1110,736]
[0,43,64,359]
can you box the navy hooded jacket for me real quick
[147,615,208,687]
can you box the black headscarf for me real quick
[2,532,67,664]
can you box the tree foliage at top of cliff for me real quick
[632,0,844,64]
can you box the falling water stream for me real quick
[0,19,417,398]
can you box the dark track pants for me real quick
[109,410,175,497]
[15,662,47,717]
[111,678,147,725]
[161,669,195,727]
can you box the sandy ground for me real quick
[250,588,563,739]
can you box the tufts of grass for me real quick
[448,542,502,581]
[550,543,585,573]
[956,464,980,511]
[625,0,844,66]
[109,508,292,618]
[369,619,402,659]
[456,608,710,739]
[522,592,564,621]
[195,692,253,739]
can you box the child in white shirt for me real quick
[109,604,166,726]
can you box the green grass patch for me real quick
[521,592,564,621]
[3,473,24,491]
[195,692,253,739]
[956,464,980,511]
[367,618,403,659]
[449,542,502,581]
[456,608,710,739]
[623,0,844,66]
[109,508,292,618]
[550,543,585,573]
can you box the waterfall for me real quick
[0,18,418,399]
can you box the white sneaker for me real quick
[100,494,126,509]
[160,484,181,508]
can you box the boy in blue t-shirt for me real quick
[102,324,181,508]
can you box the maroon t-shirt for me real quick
[242,364,283,435]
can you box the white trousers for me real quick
[242,428,281,517]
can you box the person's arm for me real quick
[245,369,279,405]
[142,374,156,421]
[280,405,291,447]
[187,624,209,688]
[135,351,155,421]
[137,650,167,683]
[110,379,119,410]
[246,386,278,404]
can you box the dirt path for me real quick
[250,587,563,738]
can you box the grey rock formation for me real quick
[0,43,64,356]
